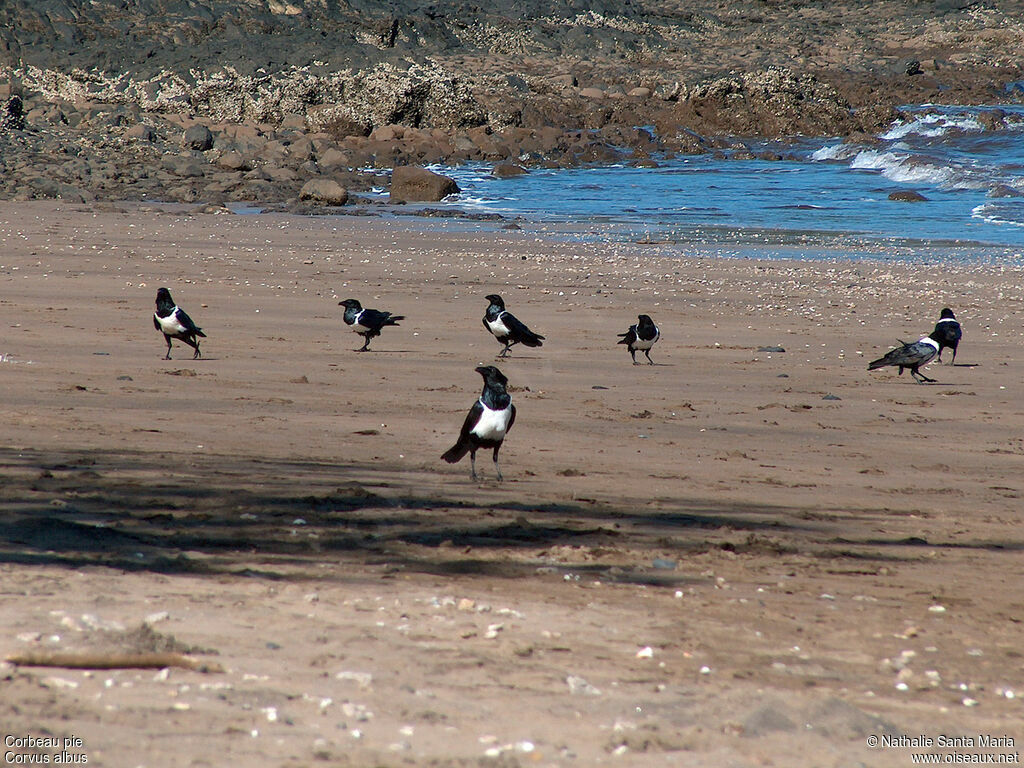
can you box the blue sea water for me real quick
[409,105,1024,259]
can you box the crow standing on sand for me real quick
[482,294,544,358]
[442,365,517,481]
[868,328,944,383]
[153,287,206,360]
[618,314,660,364]
[338,298,404,351]
[932,307,962,364]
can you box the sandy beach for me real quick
[1,201,1022,766]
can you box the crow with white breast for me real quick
[339,298,404,351]
[617,314,660,364]
[482,294,544,358]
[442,365,517,481]
[153,287,206,360]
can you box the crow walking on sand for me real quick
[618,314,660,364]
[338,298,404,352]
[153,287,206,360]
[482,294,544,358]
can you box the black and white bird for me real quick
[482,294,544,358]
[931,307,962,364]
[868,328,945,383]
[617,314,660,364]
[441,365,517,481]
[153,287,206,360]
[338,298,404,352]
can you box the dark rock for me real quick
[389,165,459,203]
[299,179,349,205]
[888,190,928,202]
[125,124,155,142]
[217,152,251,172]
[1,95,25,131]
[317,148,350,169]
[321,114,372,140]
[263,165,298,182]
[989,184,1023,198]
[977,109,1009,131]
[162,156,206,178]
[195,202,233,215]
[492,163,527,178]
[183,124,214,151]
[676,67,865,138]
[27,177,92,203]
[904,59,923,76]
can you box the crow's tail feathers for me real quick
[441,440,470,463]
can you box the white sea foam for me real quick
[972,202,1024,227]
[850,149,906,171]
[457,194,504,208]
[811,143,855,161]
[851,149,968,188]
[882,113,983,140]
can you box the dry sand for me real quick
[0,201,1022,766]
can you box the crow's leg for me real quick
[493,445,503,482]
[469,449,478,481]
[164,336,173,360]
[644,349,654,365]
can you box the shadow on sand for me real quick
[1,446,1015,585]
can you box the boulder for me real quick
[217,151,251,171]
[888,190,928,202]
[389,165,459,203]
[299,179,349,205]
[318,148,350,168]
[988,184,1023,198]
[492,163,527,178]
[1,95,26,131]
[125,124,155,142]
[278,113,306,132]
[162,155,206,178]
[183,124,214,151]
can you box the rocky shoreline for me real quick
[1,0,1022,206]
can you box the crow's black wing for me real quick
[503,311,544,346]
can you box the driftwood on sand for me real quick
[6,651,224,673]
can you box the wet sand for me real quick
[1,201,1022,766]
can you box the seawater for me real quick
[411,104,1024,259]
